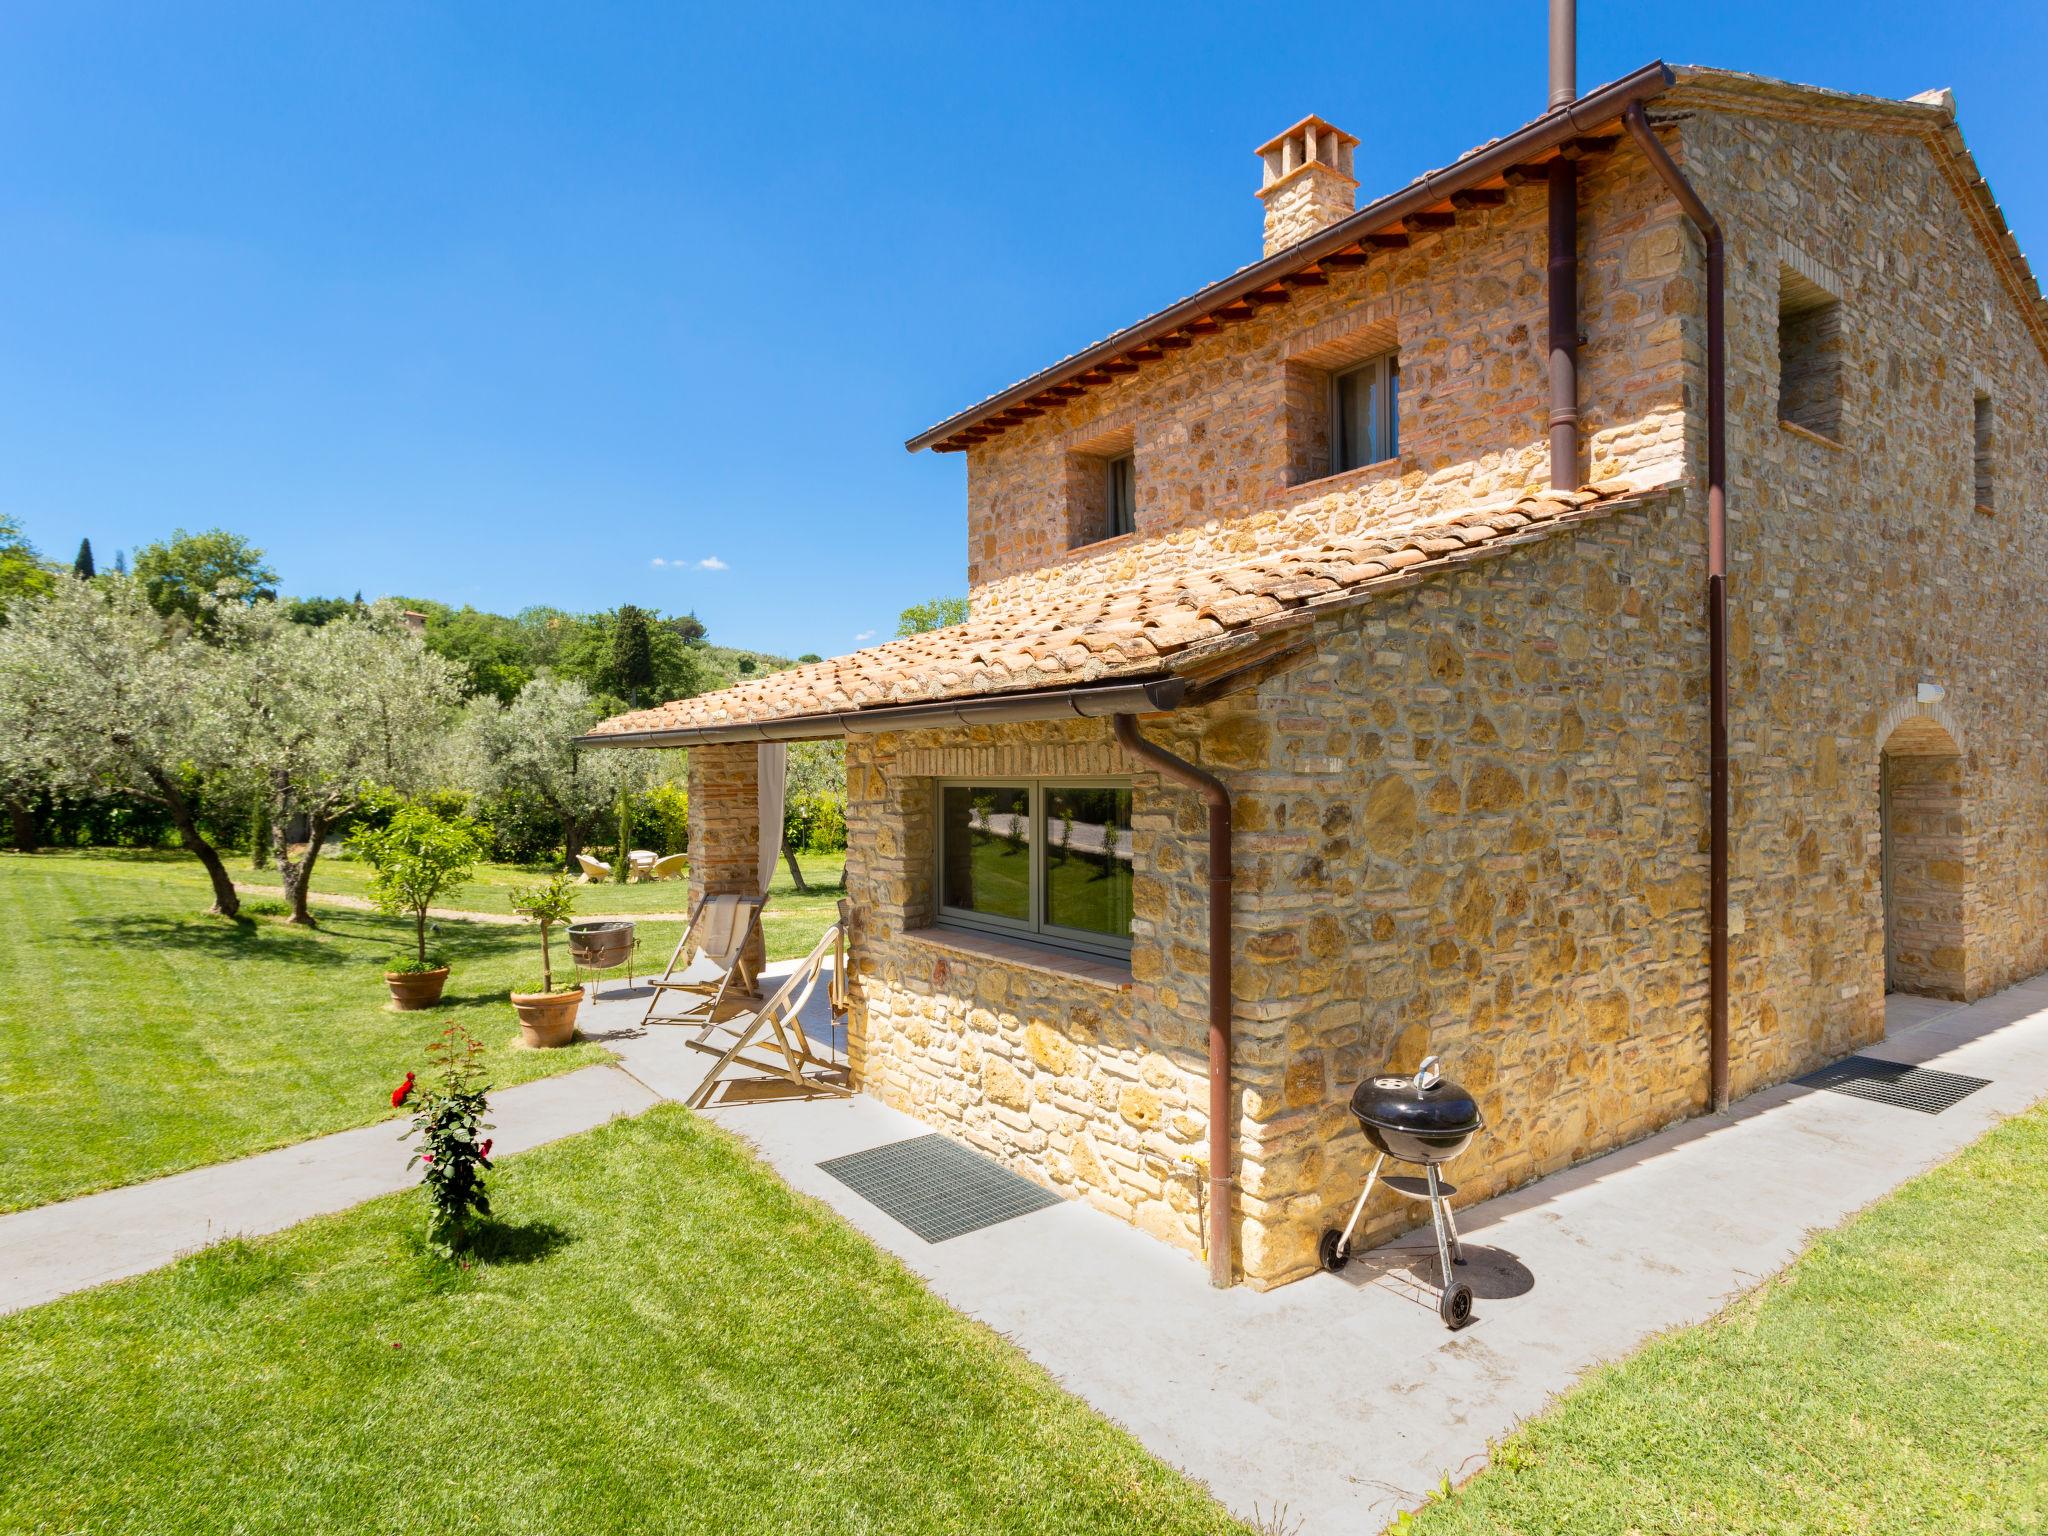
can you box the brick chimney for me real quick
[1256,115,1359,256]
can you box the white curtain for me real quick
[756,742,788,897]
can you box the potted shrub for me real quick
[356,804,485,1010]
[508,872,581,1047]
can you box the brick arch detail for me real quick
[1875,693,1966,758]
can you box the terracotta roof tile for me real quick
[586,474,1676,742]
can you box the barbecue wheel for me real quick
[1439,1281,1474,1330]
[1317,1229,1350,1273]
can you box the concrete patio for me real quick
[588,969,2048,1533]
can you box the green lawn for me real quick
[0,853,627,1212]
[1411,1102,2048,1535]
[0,1107,1253,1536]
[234,847,846,919]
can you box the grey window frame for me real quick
[1105,453,1137,537]
[1330,352,1399,472]
[934,776,1135,960]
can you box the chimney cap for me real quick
[1254,114,1360,159]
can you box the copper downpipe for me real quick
[1546,0,1580,491]
[1622,101,1731,1113]
[1547,153,1581,490]
[1113,713,1235,1288]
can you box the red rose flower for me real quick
[420,1152,434,1164]
[391,1072,415,1107]
[477,1139,492,1161]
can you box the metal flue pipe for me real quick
[1113,713,1235,1289]
[1548,0,1577,109]
[1622,101,1731,1114]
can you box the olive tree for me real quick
[462,677,646,869]
[214,603,466,925]
[0,574,247,912]
[356,804,484,970]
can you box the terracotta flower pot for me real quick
[384,967,450,1010]
[510,987,583,1048]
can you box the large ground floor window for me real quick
[936,779,1134,958]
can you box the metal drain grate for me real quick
[1795,1054,1991,1115]
[818,1133,1061,1243]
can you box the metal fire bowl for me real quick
[567,920,635,970]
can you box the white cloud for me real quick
[697,556,728,571]
[649,556,667,567]
[854,629,875,642]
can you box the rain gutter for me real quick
[1112,714,1235,1289]
[571,676,1188,750]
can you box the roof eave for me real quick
[904,60,1675,453]
[573,674,1189,750]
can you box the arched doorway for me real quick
[1878,709,1969,999]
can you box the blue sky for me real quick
[2,2,2042,659]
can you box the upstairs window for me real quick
[937,779,1134,959]
[1973,391,1995,512]
[1063,424,1137,547]
[1777,266,1842,441]
[1105,453,1136,537]
[1332,352,1399,472]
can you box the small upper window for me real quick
[1778,266,1842,441]
[1332,353,1399,472]
[1973,391,1995,513]
[1105,453,1136,538]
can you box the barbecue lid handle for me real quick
[1413,1055,1442,1091]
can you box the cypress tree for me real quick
[72,538,95,578]
[609,605,656,706]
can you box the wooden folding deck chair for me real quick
[638,892,768,1032]
[685,919,851,1108]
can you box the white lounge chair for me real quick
[685,920,851,1108]
[575,853,613,884]
[639,893,768,1032]
[649,852,687,882]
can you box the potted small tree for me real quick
[357,804,485,1009]
[508,872,582,1047]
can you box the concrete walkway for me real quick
[589,970,2048,1533]
[0,1065,657,1314]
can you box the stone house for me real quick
[584,62,2048,1290]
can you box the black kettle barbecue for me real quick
[1318,1055,1485,1328]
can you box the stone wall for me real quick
[960,142,1693,607]
[836,488,1718,1289]
[841,722,1220,1257]
[1669,85,2048,1092]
